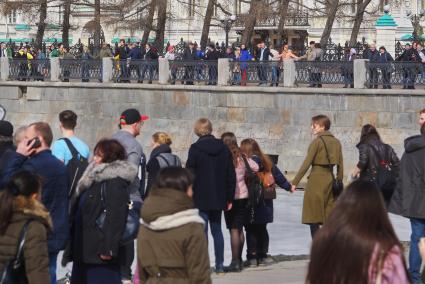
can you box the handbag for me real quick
[257,171,277,200]
[319,136,344,199]
[96,183,140,246]
[0,219,33,284]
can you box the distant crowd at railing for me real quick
[1,39,425,89]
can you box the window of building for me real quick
[8,10,17,24]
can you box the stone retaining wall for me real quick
[0,82,422,179]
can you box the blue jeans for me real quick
[49,252,58,284]
[409,218,425,284]
[199,210,224,270]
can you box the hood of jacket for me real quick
[192,135,226,156]
[404,135,425,153]
[149,144,172,159]
[141,188,204,229]
[11,195,53,230]
[77,160,138,194]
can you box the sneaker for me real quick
[258,256,275,266]
[215,267,225,275]
[243,258,258,268]
[224,260,242,273]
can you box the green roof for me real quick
[400,34,425,41]
[376,13,397,27]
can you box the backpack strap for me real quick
[14,219,33,266]
[60,138,82,159]
[241,155,255,176]
[156,154,171,168]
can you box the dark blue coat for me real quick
[1,150,69,253]
[129,47,142,60]
[251,156,291,224]
[186,135,236,211]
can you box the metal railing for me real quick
[59,59,102,82]
[295,61,354,86]
[366,62,425,88]
[8,59,51,81]
[168,60,218,84]
[112,59,159,83]
[229,61,283,85]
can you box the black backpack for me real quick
[369,144,397,200]
[0,219,33,284]
[242,155,262,223]
[61,138,88,208]
[155,153,182,169]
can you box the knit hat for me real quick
[0,120,13,137]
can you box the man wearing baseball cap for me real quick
[112,108,148,283]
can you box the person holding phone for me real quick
[0,122,68,284]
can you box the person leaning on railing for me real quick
[164,45,177,84]
[396,43,421,89]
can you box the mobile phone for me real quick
[27,137,41,149]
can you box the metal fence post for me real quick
[50,57,60,82]
[217,58,230,86]
[102,57,113,83]
[354,59,368,89]
[158,58,170,84]
[283,59,296,87]
[0,57,9,81]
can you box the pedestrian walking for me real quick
[291,115,343,238]
[116,39,129,83]
[352,124,399,205]
[342,48,356,88]
[204,44,219,85]
[239,44,252,86]
[240,138,294,267]
[390,123,425,284]
[396,43,421,89]
[140,43,158,84]
[67,139,138,284]
[112,108,147,282]
[186,118,236,274]
[183,42,198,85]
[145,132,181,197]
[254,41,271,86]
[307,180,409,284]
[310,43,323,87]
[1,122,69,284]
[137,167,212,284]
[221,132,257,272]
[0,171,52,284]
[378,46,394,89]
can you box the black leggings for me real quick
[309,223,321,239]
[245,224,269,260]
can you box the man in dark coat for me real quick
[140,43,159,84]
[396,43,422,89]
[116,39,129,82]
[389,124,425,284]
[204,44,219,85]
[363,43,380,88]
[186,118,236,273]
[128,43,142,82]
[183,42,198,85]
[1,122,68,284]
[255,41,271,85]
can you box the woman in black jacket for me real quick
[69,139,138,284]
[145,132,181,197]
[352,124,399,204]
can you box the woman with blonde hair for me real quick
[145,132,181,197]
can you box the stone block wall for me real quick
[0,82,422,180]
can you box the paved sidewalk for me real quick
[212,260,308,284]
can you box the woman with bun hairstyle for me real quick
[145,132,181,197]
[0,171,52,284]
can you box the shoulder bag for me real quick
[319,136,344,199]
[0,219,33,284]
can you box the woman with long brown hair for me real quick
[240,138,294,267]
[307,180,409,284]
[221,132,258,272]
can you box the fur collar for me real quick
[13,196,53,229]
[140,209,204,231]
[77,160,138,194]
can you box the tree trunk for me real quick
[241,0,261,47]
[93,0,101,56]
[349,0,372,46]
[200,0,215,50]
[141,0,155,45]
[35,0,47,50]
[62,0,71,49]
[320,0,340,47]
[154,0,167,54]
[276,0,290,47]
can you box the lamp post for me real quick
[219,15,236,47]
[406,8,425,43]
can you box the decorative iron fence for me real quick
[112,60,159,83]
[295,61,354,86]
[8,59,50,81]
[228,61,283,85]
[366,62,425,88]
[59,59,102,82]
[168,60,218,84]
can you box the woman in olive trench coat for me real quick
[291,115,343,238]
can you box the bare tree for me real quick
[320,0,340,46]
[154,0,167,52]
[276,0,290,46]
[241,0,262,47]
[35,0,48,50]
[62,0,71,48]
[200,0,215,49]
[141,0,156,45]
[349,0,372,46]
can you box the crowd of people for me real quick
[1,107,425,284]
